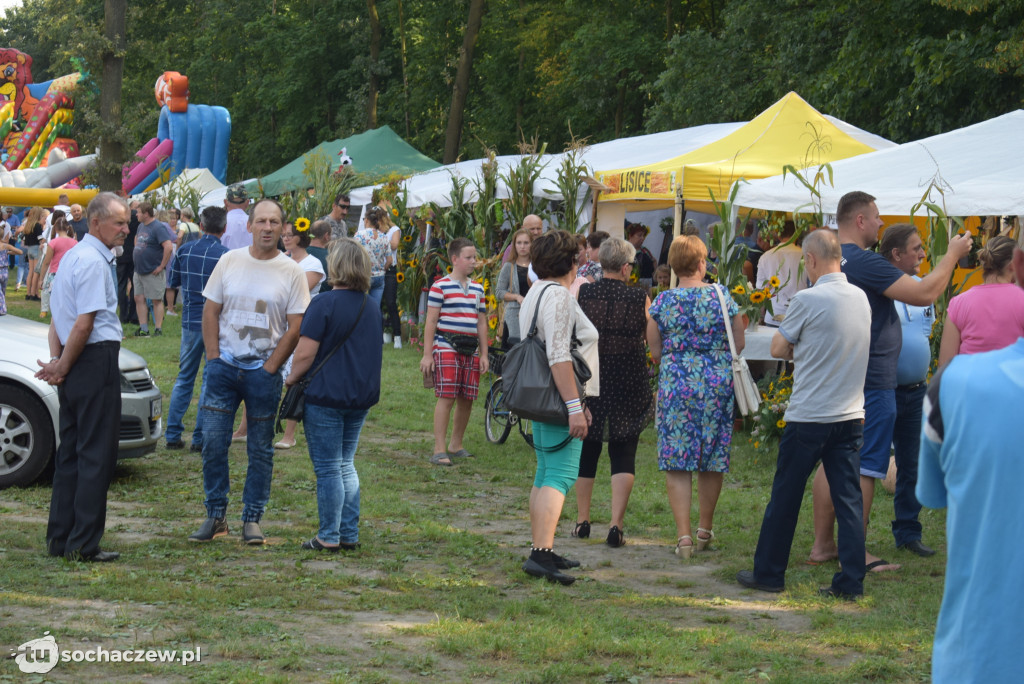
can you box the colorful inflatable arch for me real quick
[122,70,231,195]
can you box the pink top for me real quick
[47,236,77,274]
[947,282,1024,355]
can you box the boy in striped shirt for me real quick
[420,238,490,466]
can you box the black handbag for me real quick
[502,284,592,427]
[276,295,367,432]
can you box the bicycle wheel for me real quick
[484,379,514,444]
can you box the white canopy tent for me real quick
[133,168,226,207]
[349,122,748,215]
[731,110,1024,218]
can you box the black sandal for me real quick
[572,520,590,539]
[606,526,625,548]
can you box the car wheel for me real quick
[0,385,55,488]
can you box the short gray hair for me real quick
[87,192,128,224]
[598,237,636,272]
[802,228,841,262]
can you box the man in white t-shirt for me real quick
[220,184,252,250]
[189,199,310,545]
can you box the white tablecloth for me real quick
[741,327,785,361]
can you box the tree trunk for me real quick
[98,0,126,192]
[515,0,525,133]
[443,0,485,164]
[366,0,381,129]
[614,73,626,138]
[398,0,411,138]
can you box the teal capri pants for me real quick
[531,421,582,495]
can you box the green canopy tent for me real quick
[248,125,440,197]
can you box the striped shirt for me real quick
[168,234,229,331]
[428,275,485,350]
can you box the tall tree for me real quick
[367,0,381,129]
[443,0,485,163]
[98,0,126,191]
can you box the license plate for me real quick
[151,397,162,419]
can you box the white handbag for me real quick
[714,285,762,417]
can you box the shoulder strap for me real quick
[525,282,559,339]
[302,294,368,383]
[714,285,740,359]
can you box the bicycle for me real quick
[483,347,532,446]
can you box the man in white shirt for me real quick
[189,199,310,545]
[220,183,252,250]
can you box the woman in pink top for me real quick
[939,235,1024,366]
[38,216,78,317]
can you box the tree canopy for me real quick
[2,0,1022,184]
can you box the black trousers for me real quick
[116,261,137,323]
[382,265,401,337]
[47,342,121,558]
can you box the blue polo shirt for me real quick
[895,276,934,385]
[50,234,122,344]
[167,233,229,331]
[840,243,904,390]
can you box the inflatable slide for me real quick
[122,71,231,196]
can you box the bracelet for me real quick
[564,398,583,415]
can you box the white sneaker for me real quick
[394,338,402,349]
[383,332,393,344]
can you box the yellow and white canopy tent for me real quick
[593,91,894,234]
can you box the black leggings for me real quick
[578,437,638,478]
[382,266,401,336]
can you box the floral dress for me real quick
[649,285,737,472]
[355,228,390,277]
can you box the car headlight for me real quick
[120,373,135,393]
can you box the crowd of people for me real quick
[17,184,1024,681]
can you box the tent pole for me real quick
[671,186,683,288]
[588,189,601,235]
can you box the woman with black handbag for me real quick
[515,230,599,585]
[285,238,382,552]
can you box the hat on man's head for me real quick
[225,183,249,204]
[2,207,11,214]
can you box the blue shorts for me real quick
[860,388,896,479]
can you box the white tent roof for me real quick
[349,123,748,210]
[133,168,226,206]
[732,110,1024,217]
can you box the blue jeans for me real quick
[199,358,282,522]
[165,328,206,446]
[892,382,927,545]
[305,404,368,545]
[368,275,384,307]
[752,420,866,596]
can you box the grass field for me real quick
[0,282,946,682]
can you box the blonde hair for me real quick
[668,235,707,277]
[326,237,371,292]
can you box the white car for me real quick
[0,314,162,488]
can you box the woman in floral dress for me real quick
[355,206,392,306]
[647,235,744,558]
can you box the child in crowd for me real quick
[650,264,672,299]
[419,237,490,466]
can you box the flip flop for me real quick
[430,453,453,466]
[449,449,474,459]
[866,559,901,573]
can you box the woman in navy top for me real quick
[286,238,383,551]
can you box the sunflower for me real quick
[769,275,780,289]
[294,217,310,232]
[732,285,746,296]
[446,265,453,274]
[486,295,497,309]
[403,234,413,243]
[396,272,405,283]
[776,419,786,429]
[391,207,399,216]
[488,316,497,330]
[408,258,419,269]
[750,290,766,304]
[629,272,638,283]
[483,279,490,292]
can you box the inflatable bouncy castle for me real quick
[122,71,231,195]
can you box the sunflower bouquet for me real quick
[748,371,793,461]
[730,276,781,324]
